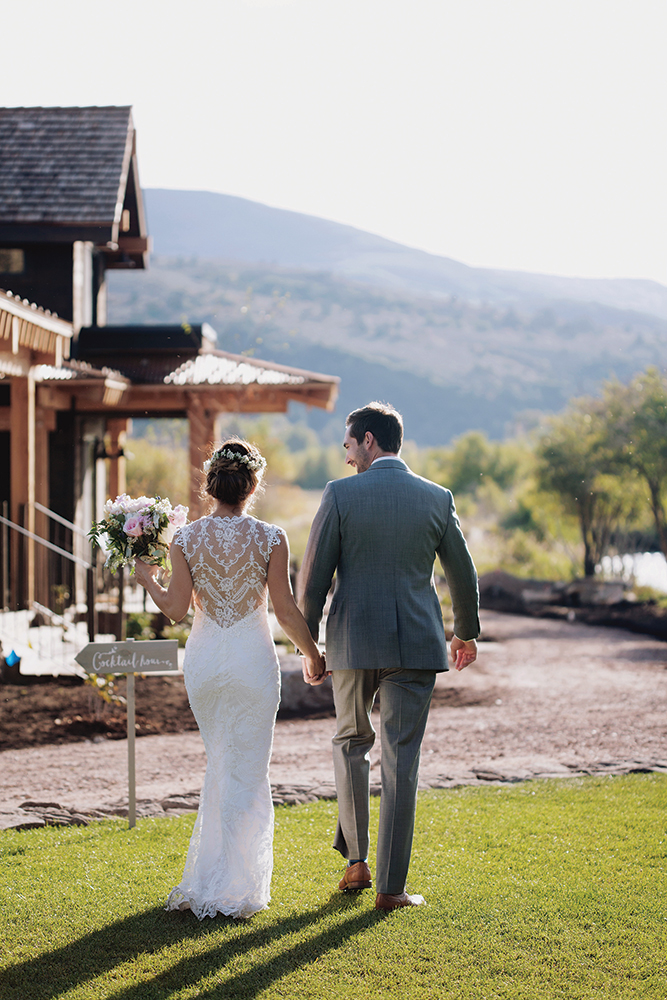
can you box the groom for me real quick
[300,402,480,910]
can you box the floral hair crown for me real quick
[203,447,267,475]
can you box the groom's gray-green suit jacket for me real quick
[301,458,480,668]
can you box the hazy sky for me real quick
[3,0,666,283]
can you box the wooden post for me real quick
[127,670,136,829]
[86,561,97,642]
[10,373,35,608]
[1,500,9,610]
[106,418,128,500]
[33,404,52,608]
[187,394,215,520]
[72,242,93,335]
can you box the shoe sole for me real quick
[340,881,372,891]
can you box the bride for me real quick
[133,437,326,919]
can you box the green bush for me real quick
[161,620,192,647]
[125,612,157,641]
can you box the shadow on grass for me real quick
[2,891,378,1000]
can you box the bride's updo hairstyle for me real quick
[203,438,267,508]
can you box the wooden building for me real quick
[0,107,338,613]
[0,106,148,330]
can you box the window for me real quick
[0,249,25,274]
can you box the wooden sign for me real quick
[75,639,179,675]
[73,639,180,830]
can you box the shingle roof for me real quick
[0,287,72,363]
[33,359,130,407]
[73,323,339,406]
[34,359,128,384]
[0,106,134,226]
[164,353,309,387]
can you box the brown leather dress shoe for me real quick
[339,861,372,891]
[375,891,425,910]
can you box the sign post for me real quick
[75,639,180,828]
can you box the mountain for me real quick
[107,254,667,447]
[143,189,667,321]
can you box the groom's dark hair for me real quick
[346,402,403,454]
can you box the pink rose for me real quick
[168,505,189,528]
[123,515,144,538]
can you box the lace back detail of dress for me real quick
[174,516,283,629]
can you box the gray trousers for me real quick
[331,667,436,895]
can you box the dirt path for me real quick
[2,611,666,825]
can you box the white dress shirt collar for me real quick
[370,455,406,467]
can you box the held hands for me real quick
[301,650,329,686]
[450,635,477,671]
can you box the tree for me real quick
[421,430,521,497]
[602,367,667,560]
[535,404,632,577]
[126,437,189,507]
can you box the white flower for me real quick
[104,493,131,515]
[122,495,154,514]
[203,447,266,474]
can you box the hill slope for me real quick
[144,188,667,321]
[108,256,667,446]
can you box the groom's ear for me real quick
[364,431,374,449]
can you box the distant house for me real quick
[0,106,338,617]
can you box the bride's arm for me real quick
[267,534,327,683]
[133,543,193,622]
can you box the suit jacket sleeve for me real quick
[299,482,341,640]
[436,494,480,641]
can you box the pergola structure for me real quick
[1,288,338,609]
[59,322,338,518]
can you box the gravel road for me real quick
[2,610,666,826]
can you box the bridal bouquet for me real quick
[89,495,189,573]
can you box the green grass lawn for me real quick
[1,775,665,1000]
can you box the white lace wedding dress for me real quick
[165,514,283,919]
